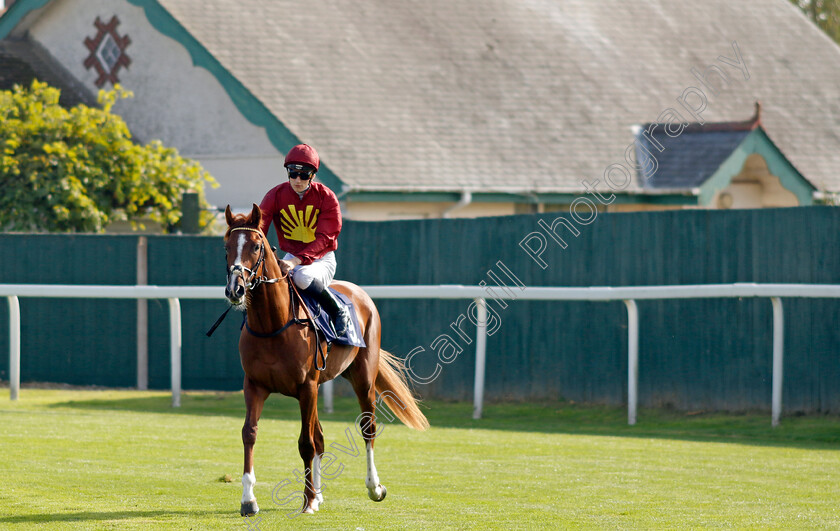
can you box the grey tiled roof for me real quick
[157,0,840,194]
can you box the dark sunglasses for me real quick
[288,171,314,181]
[286,164,315,180]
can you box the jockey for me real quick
[258,144,352,337]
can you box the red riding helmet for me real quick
[284,144,320,171]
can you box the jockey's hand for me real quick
[278,257,301,274]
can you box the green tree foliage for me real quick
[0,80,218,233]
[790,0,840,44]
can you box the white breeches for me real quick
[283,251,337,290]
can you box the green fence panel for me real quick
[1,208,838,412]
[0,234,137,387]
[146,235,242,391]
[334,207,840,411]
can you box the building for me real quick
[1,0,839,222]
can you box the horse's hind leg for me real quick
[347,352,387,502]
[241,377,269,516]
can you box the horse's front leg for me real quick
[297,379,322,514]
[241,377,269,517]
[312,415,326,508]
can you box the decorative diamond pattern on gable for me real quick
[83,15,131,87]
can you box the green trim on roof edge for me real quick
[2,0,343,191]
[124,0,343,192]
[345,190,698,205]
[698,128,814,206]
[0,0,52,39]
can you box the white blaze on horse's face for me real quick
[225,231,253,306]
[234,231,248,268]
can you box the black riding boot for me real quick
[305,282,351,337]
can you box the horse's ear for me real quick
[250,203,262,226]
[224,205,234,226]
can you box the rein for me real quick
[207,226,330,370]
[228,227,282,291]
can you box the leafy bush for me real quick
[0,80,218,232]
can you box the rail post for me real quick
[136,236,149,390]
[473,298,488,420]
[7,296,20,401]
[624,299,639,426]
[771,297,784,427]
[168,298,182,408]
[322,380,334,413]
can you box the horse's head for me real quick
[223,204,269,307]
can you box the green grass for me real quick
[0,388,838,529]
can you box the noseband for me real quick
[228,227,284,290]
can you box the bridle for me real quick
[208,226,286,337]
[227,227,284,290]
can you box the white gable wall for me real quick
[25,0,284,211]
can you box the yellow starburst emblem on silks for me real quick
[280,205,319,243]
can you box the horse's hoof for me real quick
[240,500,259,516]
[368,484,387,502]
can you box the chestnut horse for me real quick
[223,204,428,516]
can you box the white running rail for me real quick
[3,283,840,425]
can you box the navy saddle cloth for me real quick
[299,288,366,347]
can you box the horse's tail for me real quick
[375,349,430,431]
